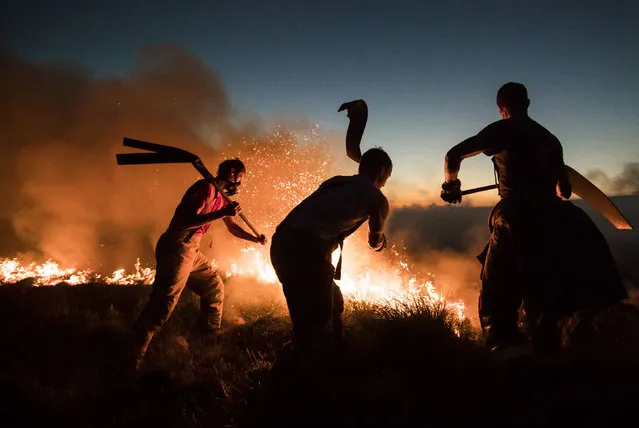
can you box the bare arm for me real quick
[340,99,367,164]
[444,135,493,182]
[223,216,265,243]
[368,197,390,250]
[445,122,505,182]
[557,164,572,199]
[179,183,236,230]
[183,208,233,230]
[346,143,362,164]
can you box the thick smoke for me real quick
[386,204,493,314]
[587,162,639,195]
[1,46,238,270]
[0,46,341,273]
[0,46,504,317]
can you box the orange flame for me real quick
[1,257,154,286]
[0,124,468,324]
[0,244,465,321]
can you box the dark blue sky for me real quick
[3,0,638,203]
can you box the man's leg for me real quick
[132,237,197,368]
[479,203,527,351]
[271,232,335,352]
[187,252,224,336]
[282,269,334,352]
[332,282,345,344]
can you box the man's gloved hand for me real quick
[441,179,462,204]
[375,234,387,252]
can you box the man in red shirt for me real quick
[131,158,267,369]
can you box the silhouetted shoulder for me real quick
[478,119,509,136]
[476,119,510,155]
[183,179,215,205]
[531,119,562,144]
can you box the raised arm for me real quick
[339,99,368,164]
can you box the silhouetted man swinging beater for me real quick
[130,158,267,370]
[270,148,392,353]
[440,82,627,354]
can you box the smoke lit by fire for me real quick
[0,47,469,323]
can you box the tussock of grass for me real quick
[1,282,639,427]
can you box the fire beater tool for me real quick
[115,137,262,238]
[459,167,633,230]
[337,99,631,230]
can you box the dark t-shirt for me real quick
[447,117,565,200]
[276,175,389,249]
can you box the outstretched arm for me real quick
[444,135,493,182]
[441,126,503,204]
[223,216,267,244]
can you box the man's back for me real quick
[277,175,388,245]
[479,117,564,200]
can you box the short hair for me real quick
[217,158,246,179]
[358,148,392,177]
[496,82,529,110]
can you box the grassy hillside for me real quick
[1,279,639,428]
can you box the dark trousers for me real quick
[270,228,344,349]
[478,197,560,351]
[131,231,224,366]
[478,198,627,352]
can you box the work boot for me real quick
[483,323,529,353]
[120,328,155,376]
[193,317,219,348]
[484,326,533,361]
[201,328,218,348]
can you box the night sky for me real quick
[3,0,638,203]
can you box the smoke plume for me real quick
[0,46,340,273]
[587,162,639,195]
[1,46,498,316]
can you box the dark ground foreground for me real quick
[1,280,639,428]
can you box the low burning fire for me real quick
[0,234,466,322]
[1,257,155,286]
[0,125,468,323]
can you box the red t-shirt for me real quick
[167,179,227,236]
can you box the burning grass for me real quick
[2,280,639,428]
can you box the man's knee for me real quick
[195,274,224,304]
[136,284,188,339]
[333,283,345,316]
